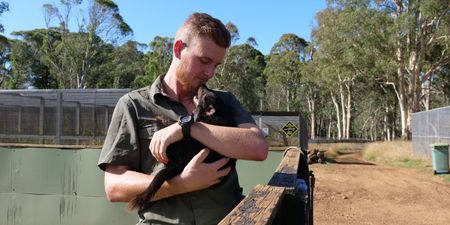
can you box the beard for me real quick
[175,61,201,96]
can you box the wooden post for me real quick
[56,91,62,145]
[104,106,109,133]
[39,98,45,144]
[298,113,308,153]
[18,106,22,134]
[76,102,80,145]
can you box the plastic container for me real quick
[430,143,449,174]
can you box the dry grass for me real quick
[280,141,450,183]
[361,141,429,167]
[362,141,450,183]
[309,142,365,159]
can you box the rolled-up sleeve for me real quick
[98,95,140,171]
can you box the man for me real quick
[98,12,268,225]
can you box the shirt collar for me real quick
[149,74,212,103]
[149,74,168,102]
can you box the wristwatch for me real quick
[178,115,194,138]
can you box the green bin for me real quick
[430,143,449,174]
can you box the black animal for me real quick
[129,86,236,210]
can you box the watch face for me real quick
[181,115,191,123]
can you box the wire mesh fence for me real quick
[412,106,450,157]
[0,89,303,147]
[0,89,129,145]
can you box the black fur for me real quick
[129,86,236,210]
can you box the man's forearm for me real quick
[190,122,268,161]
[104,165,186,203]
[104,149,230,204]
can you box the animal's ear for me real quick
[205,105,216,116]
[193,95,199,107]
[196,86,206,105]
[197,86,216,108]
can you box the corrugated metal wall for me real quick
[412,106,450,157]
[0,147,137,225]
[0,147,284,225]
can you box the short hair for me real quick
[176,13,231,48]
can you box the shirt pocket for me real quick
[138,123,156,140]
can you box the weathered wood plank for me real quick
[268,147,300,188]
[218,147,301,225]
[218,184,285,225]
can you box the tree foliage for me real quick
[310,0,449,140]
[133,36,173,88]
[212,43,266,111]
[8,0,133,89]
[264,34,307,111]
[1,0,449,141]
[0,1,9,88]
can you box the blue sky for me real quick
[1,0,326,55]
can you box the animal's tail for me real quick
[127,167,178,211]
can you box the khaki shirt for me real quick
[98,75,255,225]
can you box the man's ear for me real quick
[173,39,185,59]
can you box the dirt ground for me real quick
[310,151,450,225]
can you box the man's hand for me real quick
[150,123,183,164]
[179,148,232,192]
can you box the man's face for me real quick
[176,36,226,93]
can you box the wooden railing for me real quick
[219,147,312,225]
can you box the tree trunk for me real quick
[308,87,316,139]
[384,104,391,141]
[338,78,347,139]
[345,82,352,139]
[331,91,342,139]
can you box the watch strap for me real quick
[179,115,194,138]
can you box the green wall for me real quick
[0,147,282,225]
[0,147,137,225]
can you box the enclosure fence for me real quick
[0,89,302,147]
[0,89,129,145]
[412,106,450,157]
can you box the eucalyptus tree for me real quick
[384,0,450,139]
[312,0,392,139]
[264,33,307,112]
[301,45,326,139]
[211,43,266,111]
[225,22,240,44]
[133,36,173,88]
[83,40,145,88]
[0,42,11,88]
[10,39,57,89]
[8,29,63,89]
[39,0,132,88]
[0,1,8,44]
[428,64,450,108]
[108,41,146,88]
[0,1,9,88]
[3,40,30,88]
[209,22,266,111]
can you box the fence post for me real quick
[76,102,81,145]
[56,91,62,144]
[298,113,308,154]
[39,97,45,144]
